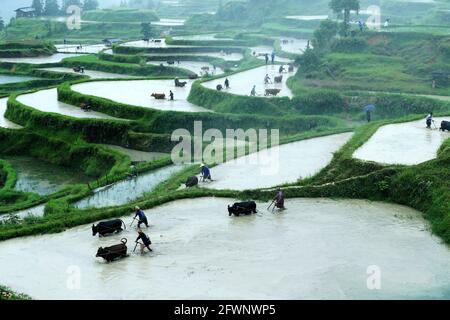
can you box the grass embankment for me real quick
[82,9,159,23]
[293,31,450,96]
[0,285,31,300]
[0,41,56,58]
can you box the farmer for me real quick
[250,85,256,96]
[169,90,174,101]
[224,78,230,89]
[271,51,275,64]
[426,112,434,129]
[273,188,285,210]
[136,229,152,254]
[366,110,372,122]
[264,74,271,84]
[265,54,269,65]
[279,65,285,74]
[134,206,149,228]
[200,163,212,182]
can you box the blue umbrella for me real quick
[364,104,376,112]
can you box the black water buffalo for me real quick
[96,238,128,262]
[185,176,199,188]
[228,201,257,217]
[92,219,126,237]
[440,120,450,132]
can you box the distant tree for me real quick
[130,0,154,9]
[62,0,82,12]
[329,0,360,35]
[83,0,99,11]
[120,0,128,7]
[0,18,5,32]
[43,0,61,16]
[31,0,44,16]
[312,19,339,52]
[141,22,152,39]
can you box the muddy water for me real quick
[75,165,183,209]
[172,34,233,41]
[40,68,135,79]
[147,61,223,76]
[0,98,22,129]
[72,80,210,113]
[122,39,190,48]
[250,46,294,63]
[151,18,186,26]
[0,53,81,64]
[285,15,329,20]
[0,74,38,84]
[0,204,46,222]
[202,65,297,98]
[102,145,168,163]
[205,133,353,190]
[353,117,450,165]
[279,38,309,55]
[54,44,106,54]
[2,156,91,196]
[144,52,244,61]
[0,197,449,299]
[17,88,121,120]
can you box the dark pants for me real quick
[426,119,432,128]
[138,217,149,228]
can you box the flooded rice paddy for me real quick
[75,165,183,209]
[0,197,449,299]
[0,74,38,84]
[147,60,223,76]
[353,117,450,165]
[205,133,353,190]
[54,44,107,54]
[250,46,294,63]
[72,79,210,113]
[279,38,310,55]
[0,204,46,222]
[0,53,81,64]
[17,88,120,120]
[172,34,233,41]
[202,65,297,98]
[0,98,22,129]
[144,52,244,61]
[285,15,329,20]
[2,156,91,196]
[40,67,136,79]
[151,18,186,26]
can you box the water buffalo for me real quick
[175,78,187,87]
[216,84,223,91]
[440,120,450,132]
[92,219,126,237]
[189,74,199,80]
[96,238,128,262]
[151,93,166,100]
[167,60,175,65]
[265,89,281,96]
[185,176,199,188]
[288,64,295,72]
[228,201,257,217]
[274,75,283,83]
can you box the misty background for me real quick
[0,0,123,22]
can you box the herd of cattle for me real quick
[92,200,259,262]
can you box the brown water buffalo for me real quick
[175,78,187,87]
[265,89,281,96]
[288,64,295,72]
[151,93,166,100]
[96,238,128,262]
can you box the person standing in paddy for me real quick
[224,78,230,89]
[134,206,149,228]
